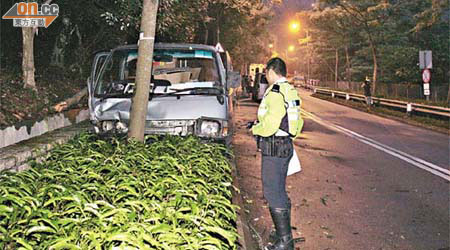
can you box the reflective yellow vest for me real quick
[252,80,304,138]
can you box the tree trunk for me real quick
[447,82,450,103]
[345,46,351,82]
[216,10,220,44]
[370,44,378,95]
[335,48,339,88]
[367,31,378,95]
[216,21,220,44]
[22,27,36,90]
[53,87,88,112]
[128,0,159,142]
[204,28,209,45]
[22,0,53,90]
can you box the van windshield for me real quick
[95,48,220,96]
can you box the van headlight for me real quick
[99,121,128,133]
[102,121,115,132]
[115,121,128,133]
[200,121,220,137]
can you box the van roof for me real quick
[114,43,217,52]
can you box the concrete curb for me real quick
[231,152,257,250]
[0,121,91,172]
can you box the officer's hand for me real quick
[246,121,256,130]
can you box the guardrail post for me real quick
[331,92,335,98]
[406,103,413,116]
[346,93,350,101]
[313,88,316,93]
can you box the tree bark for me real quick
[367,30,378,96]
[22,0,53,91]
[22,27,36,90]
[370,42,378,95]
[345,46,352,82]
[335,48,339,88]
[447,81,450,103]
[53,87,88,112]
[128,0,159,142]
[204,28,209,45]
[216,10,221,44]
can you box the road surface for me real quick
[232,88,449,250]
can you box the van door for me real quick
[87,51,109,120]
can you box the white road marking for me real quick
[301,110,450,181]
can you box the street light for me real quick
[285,45,295,62]
[268,43,274,49]
[289,21,300,33]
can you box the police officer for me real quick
[249,58,304,250]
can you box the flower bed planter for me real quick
[0,133,239,249]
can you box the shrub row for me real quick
[0,133,238,249]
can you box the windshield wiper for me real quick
[99,92,133,101]
[150,87,224,98]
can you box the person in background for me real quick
[242,75,250,96]
[362,76,372,107]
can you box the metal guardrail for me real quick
[298,84,450,118]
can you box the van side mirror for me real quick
[226,71,241,90]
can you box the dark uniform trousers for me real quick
[261,140,294,209]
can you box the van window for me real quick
[95,48,220,96]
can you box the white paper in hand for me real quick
[287,149,301,176]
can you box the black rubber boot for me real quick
[264,207,294,250]
[269,199,291,243]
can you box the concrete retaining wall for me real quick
[0,121,90,172]
[0,109,89,149]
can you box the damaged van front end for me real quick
[90,96,230,140]
[87,43,239,143]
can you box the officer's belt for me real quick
[257,135,291,157]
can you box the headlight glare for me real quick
[115,122,129,133]
[200,121,220,136]
[102,121,115,132]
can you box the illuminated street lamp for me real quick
[269,43,274,49]
[289,21,300,33]
[285,45,295,61]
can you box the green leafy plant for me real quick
[0,133,238,249]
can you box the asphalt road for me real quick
[232,88,449,250]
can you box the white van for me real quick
[87,43,240,144]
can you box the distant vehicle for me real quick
[252,72,269,102]
[292,76,305,86]
[87,43,241,144]
[307,79,320,86]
